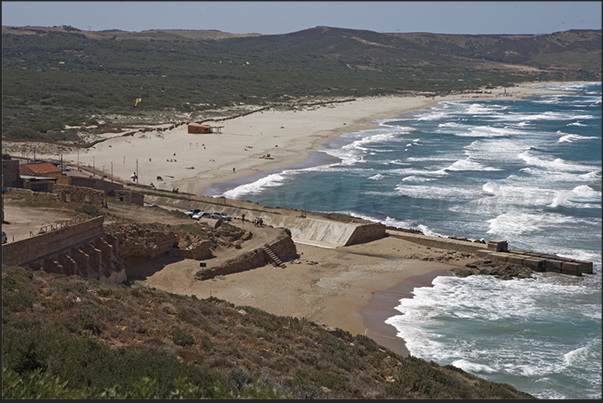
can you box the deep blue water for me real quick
[209,82,602,399]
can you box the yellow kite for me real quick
[133,98,142,107]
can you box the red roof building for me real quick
[20,162,62,176]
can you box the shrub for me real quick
[171,326,195,347]
[78,312,104,336]
[196,268,212,277]
[75,204,103,217]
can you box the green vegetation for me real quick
[74,204,104,216]
[2,265,535,399]
[2,26,600,140]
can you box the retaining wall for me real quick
[2,216,105,267]
[199,235,297,280]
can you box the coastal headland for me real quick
[23,81,582,357]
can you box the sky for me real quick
[2,1,601,36]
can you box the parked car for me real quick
[185,208,201,217]
[211,212,231,221]
[192,211,211,220]
[57,164,70,171]
[2,231,7,244]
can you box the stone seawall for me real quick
[386,230,488,254]
[386,232,593,277]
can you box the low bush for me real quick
[74,204,103,217]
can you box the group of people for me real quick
[252,217,263,227]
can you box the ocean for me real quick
[205,82,602,399]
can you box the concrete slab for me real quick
[523,258,545,271]
[561,262,582,276]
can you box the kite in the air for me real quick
[133,98,142,107]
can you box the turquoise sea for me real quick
[204,82,602,399]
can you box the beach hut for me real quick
[188,124,212,134]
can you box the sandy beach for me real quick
[31,80,576,356]
[54,81,566,195]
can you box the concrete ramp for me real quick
[259,215,382,249]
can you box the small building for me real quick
[187,123,223,134]
[188,124,213,134]
[20,175,57,192]
[20,162,61,177]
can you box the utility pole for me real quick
[136,159,139,183]
[111,162,113,182]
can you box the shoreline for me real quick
[24,80,580,197]
[193,81,585,198]
[360,269,453,357]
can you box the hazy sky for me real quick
[2,1,601,35]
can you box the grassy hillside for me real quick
[2,265,535,399]
[2,25,600,142]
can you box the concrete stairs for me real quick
[263,246,286,268]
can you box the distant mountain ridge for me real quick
[3,24,600,74]
[2,25,600,139]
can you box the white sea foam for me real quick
[451,359,496,374]
[558,133,599,143]
[548,185,602,208]
[220,172,292,199]
[486,211,584,237]
[564,343,599,368]
[401,175,436,183]
[443,159,501,172]
[493,111,596,123]
[519,151,597,172]
[393,183,477,201]
[367,173,384,181]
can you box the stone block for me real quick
[506,254,525,265]
[523,258,545,271]
[561,262,582,276]
[509,249,530,254]
[490,252,509,262]
[571,260,593,274]
[476,249,493,257]
[544,259,564,273]
[487,239,508,252]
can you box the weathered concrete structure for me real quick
[1,216,127,283]
[54,184,107,207]
[114,190,144,205]
[475,248,592,276]
[198,235,297,280]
